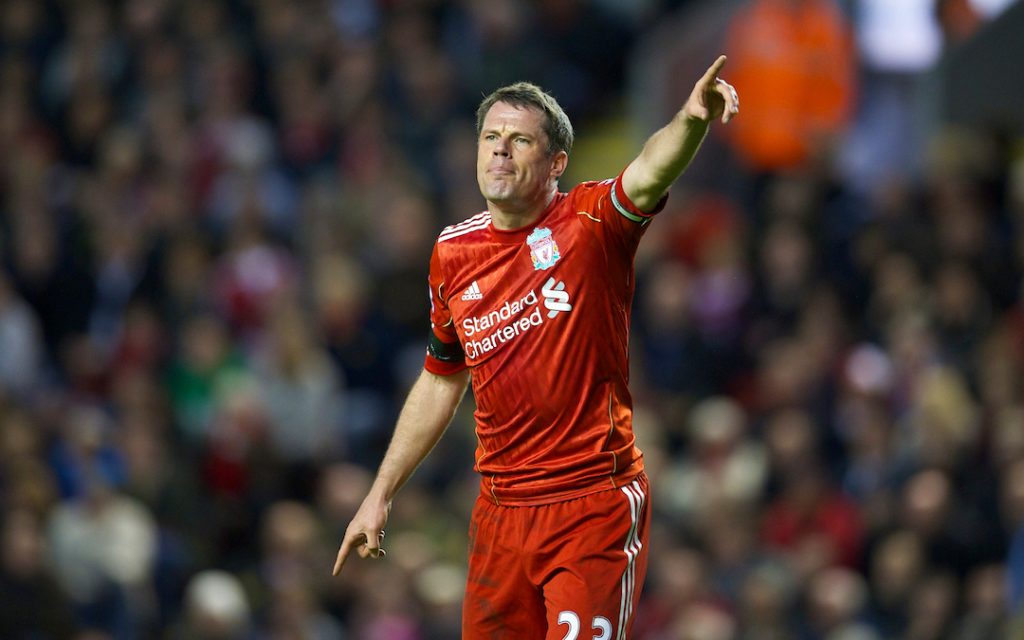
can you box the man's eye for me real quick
[515,137,529,144]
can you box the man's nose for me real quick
[492,138,509,156]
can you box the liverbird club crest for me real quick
[526,227,561,270]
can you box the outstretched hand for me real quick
[683,55,739,125]
[332,494,391,576]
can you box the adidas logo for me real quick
[461,281,483,301]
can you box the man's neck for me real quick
[488,189,558,231]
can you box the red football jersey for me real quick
[425,171,665,505]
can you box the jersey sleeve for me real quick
[571,165,669,257]
[424,242,467,375]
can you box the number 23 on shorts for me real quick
[558,612,613,640]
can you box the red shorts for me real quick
[463,474,651,640]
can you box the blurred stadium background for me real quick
[1,0,1024,638]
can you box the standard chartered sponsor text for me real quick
[462,289,545,359]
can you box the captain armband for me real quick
[427,332,465,363]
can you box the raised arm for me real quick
[332,367,471,575]
[622,55,739,212]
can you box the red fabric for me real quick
[760,489,864,568]
[463,474,651,639]
[426,171,663,505]
[667,193,743,268]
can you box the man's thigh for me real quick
[539,476,651,640]
[463,495,547,639]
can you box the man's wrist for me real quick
[679,109,712,127]
[368,478,397,505]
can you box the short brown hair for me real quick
[476,82,574,156]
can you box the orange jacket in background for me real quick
[724,0,857,172]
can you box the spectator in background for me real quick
[253,501,346,639]
[656,396,767,526]
[952,563,1010,639]
[632,545,714,638]
[734,560,798,640]
[254,301,345,474]
[802,566,880,640]
[166,312,247,444]
[903,571,959,640]
[760,459,865,579]
[175,570,252,640]
[839,0,942,195]
[0,270,44,396]
[865,530,928,636]
[724,0,856,175]
[0,508,80,639]
[47,477,157,639]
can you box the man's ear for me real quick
[551,150,568,179]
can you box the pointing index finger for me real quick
[702,55,728,83]
[332,546,349,576]
[332,533,361,576]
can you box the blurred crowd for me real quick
[1,0,1023,638]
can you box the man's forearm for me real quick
[623,112,710,210]
[369,368,471,501]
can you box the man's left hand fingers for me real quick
[714,79,739,123]
[700,55,728,84]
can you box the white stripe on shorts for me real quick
[617,479,645,640]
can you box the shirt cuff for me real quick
[612,172,668,223]
[424,354,468,376]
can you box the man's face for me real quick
[477,101,567,212]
